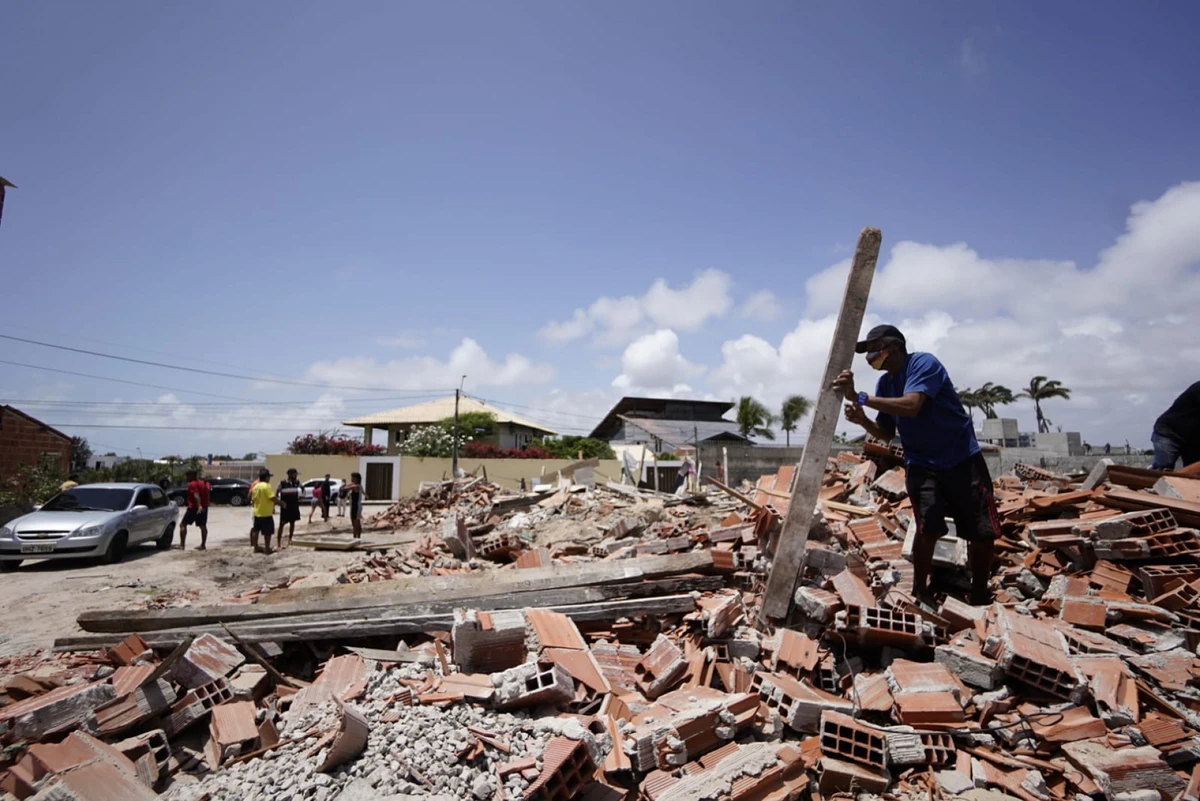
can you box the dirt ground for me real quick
[0,506,411,658]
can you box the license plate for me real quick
[20,543,56,554]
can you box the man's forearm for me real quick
[858,416,893,442]
[866,393,923,419]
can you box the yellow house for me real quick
[343,396,557,456]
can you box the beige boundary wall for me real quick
[397,457,624,496]
[265,454,358,485]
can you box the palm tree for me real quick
[779,395,812,447]
[976,382,1016,419]
[735,396,776,441]
[1019,376,1072,434]
[957,387,981,423]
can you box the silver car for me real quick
[0,483,179,571]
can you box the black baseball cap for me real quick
[258,468,272,480]
[855,324,906,353]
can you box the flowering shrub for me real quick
[288,432,385,456]
[398,425,468,458]
[461,443,554,459]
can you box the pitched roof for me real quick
[619,416,748,448]
[1,405,72,443]
[589,396,736,440]
[342,396,557,435]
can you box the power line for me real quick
[0,393,447,409]
[0,359,260,402]
[46,424,335,431]
[0,334,454,394]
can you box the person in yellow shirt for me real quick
[59,474,80,492]
[249,469,278,554]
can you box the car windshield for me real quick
[41,488,134,512]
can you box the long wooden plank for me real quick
[76,555,716,634]
[1098,489,1200,527]
[761,227,881,621]
[701,476,763,512]
[57,594,701,651]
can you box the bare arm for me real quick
[866,392,926,419]
[844,403,896,441]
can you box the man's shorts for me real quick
[252,516,275,536]
[182,507,208,527]
[905,452,1000,543]
[280,505,301,524]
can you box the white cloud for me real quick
[305,338,554,391]
[539,270,734,346]
[739,290,782,321]
[960,38,986,76]
[713,181,1200,445]
[375,334,427,349]
[612,329,705,393]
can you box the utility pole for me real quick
[451,375,466,477]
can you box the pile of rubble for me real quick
[5,447,1200,801]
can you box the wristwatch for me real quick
[856,392,869,407]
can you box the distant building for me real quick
[91,454,129,470]
[589,397,749,454]
[0,406,72,481]
[343,396,557,455]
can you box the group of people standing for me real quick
[249,469,367,553]
[175,468,367,554]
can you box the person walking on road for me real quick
[337,478,349,517]
[250,468,278,554]
[179,469,210,550]
[277,468,303,548]
[1151,381,1200,470]
[834,324,999,607]
[345,472,367,538]
[320,473,333,521]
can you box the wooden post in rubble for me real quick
[760,227,882,622]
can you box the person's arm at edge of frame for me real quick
[843,401,897,443]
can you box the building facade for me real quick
[0,406,72,480]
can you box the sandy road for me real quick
[0,505,405,658]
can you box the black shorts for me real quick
[252,516,275,535]
[906,452,999,543]
[280,505,301,524]
[182,508,208,527]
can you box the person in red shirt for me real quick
[180,469,210,550]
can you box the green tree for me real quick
[438,412,497,440]
[957,387,980,423]
[533,436,616,460]
[0,455,67,507]
[779,395,811,447]
[976,382,1015,419]
[735,396,776,441]
[240,452,259,461]
[69,436,93,473]
[1019,376,1072,434]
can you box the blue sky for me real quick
[2,1,1198,457]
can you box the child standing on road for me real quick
[308,482,323,524]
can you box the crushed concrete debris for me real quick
[6,456,1200,800]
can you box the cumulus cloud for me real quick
[305,338,554,391]
[739,290,782,321]
[612,329,705,393]
[539,270,734,346]
[712,181,1200,445]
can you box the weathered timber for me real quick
[761,226,881,621]
[57,594,701,651]
[76,557,717,633]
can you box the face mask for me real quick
[867,350,888,370]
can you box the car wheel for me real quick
[0,561,20,572]
[104,532,129,564]
[230,494,244,507]
[156,522,175,551]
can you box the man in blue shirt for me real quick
[833,324,998,606]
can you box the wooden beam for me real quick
[57,594,702,651]
[760,227,881,621]
[700,476,763,512]
[76,559,718,634]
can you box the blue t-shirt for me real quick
[875,352,979,471]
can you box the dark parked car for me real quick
[167,477,252,507]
